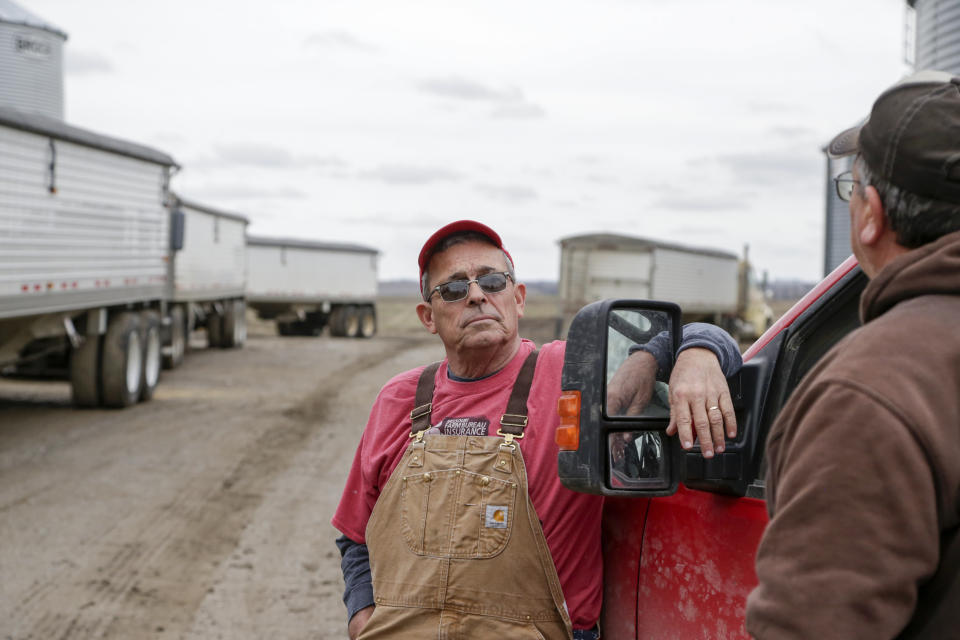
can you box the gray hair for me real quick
[855,155,960,248]
[421,231,516,301]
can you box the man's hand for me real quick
[348,605,374,640]
[606,350,658,416]
[665,347,737,458]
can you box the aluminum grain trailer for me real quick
[165,195,248,367]
[246,236,378,338]
[558,233,741,336]
[0,106,177,407]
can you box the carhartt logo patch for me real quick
[435,416,490,436]
[485,505,508,529]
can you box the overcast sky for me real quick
[26,0,911,282]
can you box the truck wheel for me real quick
[70,334,102,407]
[328,307,344,337]
[233,300,247,347]
[277,321,294,337]
[207,311,224,348]
[101,312,143,408]
[139,311,162,402]
[163,305,186,369]
[358,306,376,338]
[221,300,238,348]
[343,306,361,338]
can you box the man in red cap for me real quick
[747,71,960,638]
[333,220,741,639]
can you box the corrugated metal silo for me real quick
[0,0,67,119]
[823,154,854,276]
[909,0,960,74]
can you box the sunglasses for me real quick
[428,271,514,302]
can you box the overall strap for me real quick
[410,361,442,435]
[499,349,540,437]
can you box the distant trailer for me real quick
[165,195,250,368]
[246,236,379,338]
[558,233,742,336]
[0,105,177,407]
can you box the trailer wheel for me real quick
[219,299,247,348]
[139,311,162,402]
[70,334,102,407]
[207,311,224,348]
[328,307,344,337]
[221,301,237,348]
[163,305,186,369]
[358,306,376,338]
[101,312,143,408]
[234,300,247,347]
[343,306,361,338]
[277,321,295,337]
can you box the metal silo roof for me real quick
[0,0,67,39]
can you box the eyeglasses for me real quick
[833,170,862,202]
[428,271,514,302]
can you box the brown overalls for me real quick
[360,351,574,639]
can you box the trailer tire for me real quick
[343,306,361,338]
[139,310,162,402]
[70,334,102,407]
[358,305,376,338]
[101,312,143,408]
[328,307,344,337]
[221,301,237,348]
[207,311,224,348]
[163,305,186,369]
[234,300,247,347]
[277,321,295,337]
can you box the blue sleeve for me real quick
[630,323,742,379]
[336,534,374,621]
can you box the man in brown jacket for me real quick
[746,71,960,638]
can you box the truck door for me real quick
[583,261,867,639]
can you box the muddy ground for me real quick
[0,302,458,640]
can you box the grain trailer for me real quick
[246,236,378,337]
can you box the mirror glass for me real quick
[608,431,669,489]
[604,308,672,418]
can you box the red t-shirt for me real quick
[332,339,603,629]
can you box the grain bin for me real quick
[0,0,67,119]
[909,0,960,74]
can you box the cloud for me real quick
[575,154,605,165]
[475,183,538,203]
[417,75,546,119]
[304,30,377,52]
[769,125,817,139]
[191,143,346,170]
[747,100,803,115]
[715,151,818,181]
[186,184,307,200]
[653,195,748,212]
[65,51,113,75]
[492,103,546,119]
[418,77,521,102]
[359,164,463,185]
[585,173,620,185]
[690,148,820,186]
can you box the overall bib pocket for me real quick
[401,468,518,558]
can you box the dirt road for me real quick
[0,327,445,640]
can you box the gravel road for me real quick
[0,328,445,640]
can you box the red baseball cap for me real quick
[418,220,513,297]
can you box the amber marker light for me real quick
[556,390,581,451]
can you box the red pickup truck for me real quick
[557,256,865,639]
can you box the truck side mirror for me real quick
[558,299,683,497]
[170,208,185,252]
